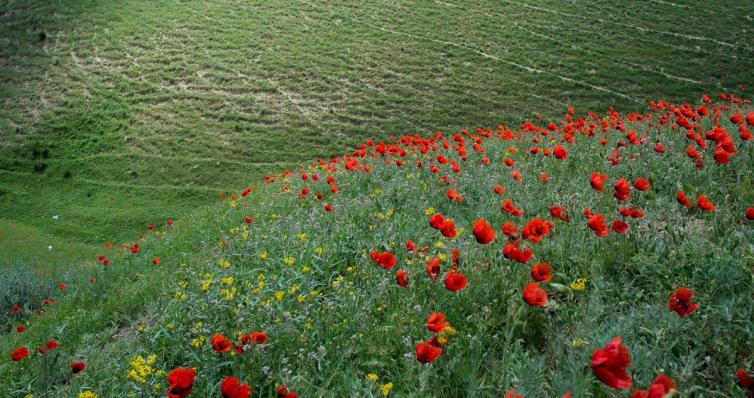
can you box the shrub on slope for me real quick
[3,94,754,397]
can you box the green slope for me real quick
[2,95,753,397]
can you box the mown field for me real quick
[1,0,754,246]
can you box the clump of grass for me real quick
[0,267,52,330]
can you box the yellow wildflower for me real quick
[424,207,435,215]
[381,383,393,397]
[570,278,587,291]
[366,373,379,382]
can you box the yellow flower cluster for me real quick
[126,354,157,383]
[191,335,206,348]
[199,273,213,292]
[221,287,237,301]
[77,392,98,398]
[570,278,587,291]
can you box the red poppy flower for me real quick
[396,269,409,287]
[502,221,518,237]
[590,172,608,191]
[277,386,298,398]
[501,199,525,217]
[591,336,632,390]
[58,282,66,290]
[653,143,665,153]
[634,178,651,191]
[212,333,232,353]
[426,312,449,333]
[244,216,253,223]
[629,373,676,398]
[429,214,446,229]
[696,194,715,211]
[444,270,468,292]
[522,282,547,306]
[70,361,86,374]
[737,369,754,394]
[553,145,568,160]
[503,242,533,263]
[446,189,464,202]
[370,250,397,269]
[147,224,155,231]
[416,341,442,363]
[613,178,631,201]
[744,111,754,126]
[587,214,609,237]
[426,258,441,281]
[11,304,21,313]
[167,218,174,226]
[16,325,25,333]
[166,367,196,398]
[251,331,268,345]
[152,257,161,265]
[493,184,506,195]
[130,245,140,254]
[676,192,692,207]
[612,220,629,234]
[472,219,495,244]
[530,262,552,282]
[440,219,457,238]
[11,346,29,361]
[406,240,416,251]
[746,207,754,220]
[221,376,251,398]
[539,172,549,182]
[324,203,333,212]
[521,218,553,243]
[39,339,59,354]
[668,287,698,317]
[550,205,569,222]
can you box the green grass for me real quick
[2,0,754,244]
[1,96,753,396]
[0,219,96,275]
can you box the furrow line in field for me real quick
[430,0,708,86]
[496,0,752,52]
[306,1,641,103]
[434,0,743,61]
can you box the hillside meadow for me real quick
[3,1,754,397]
[2,93,754,397]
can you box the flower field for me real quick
[3,93,754,397]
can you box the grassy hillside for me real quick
[2,94,753,396]
[2,0,754,245]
